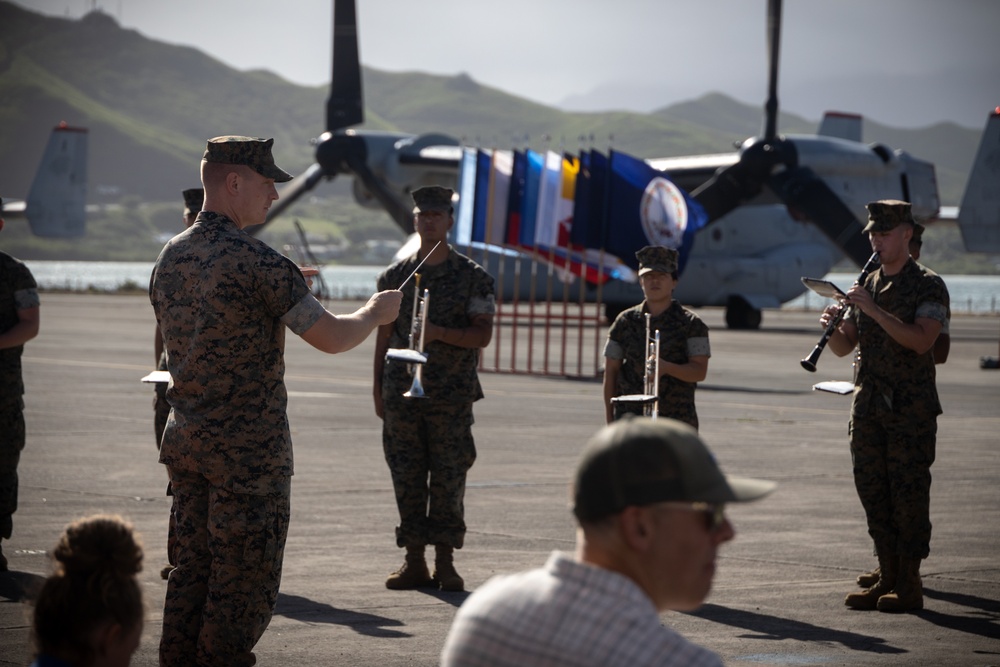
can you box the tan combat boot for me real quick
[432,544,465,592]
[856,566,880,588]
[877,557,923,612]
[845,553,897,610]
[385,545,434,590]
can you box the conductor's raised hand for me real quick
[368,289,403,324]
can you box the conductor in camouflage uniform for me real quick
[0,199,41,572]
[821,200,949,613]
[373,185,496,592]
[150,136,400,666]
[603,246,710,429]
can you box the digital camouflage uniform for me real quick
[150,210,324,667]
[604,301,710,430]
[153,350,170,447]
[154,188,204,450]
[849,257,949,561]
[377,247,495,549]
[0,252,38,542]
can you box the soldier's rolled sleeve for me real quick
[468,295,495,317]
[915,301,948,326]
[280,293,326,335]
[14,288,39,310]
[687,337,711,357]
[604,339,625,360]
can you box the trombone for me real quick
[611,313,661,419]
[385,274,429,398]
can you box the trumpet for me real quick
[612,313,661,418]
[800,252,880,372]
[385,275,429,398]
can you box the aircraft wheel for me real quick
[605,302,628,322]
[725,296,762,330]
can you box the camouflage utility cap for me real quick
[182,188,204,215]
[412,186,455,213]
[636,245,678,276]
[573,417,776,522]
[202,136,293,183]
[864,199,914,233]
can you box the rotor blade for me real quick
[327,0,363,132]
[691,136,788,223]
[246,163,328,237]
[768,166,873,267]
[346,154,414,230]
[763,0,782,141]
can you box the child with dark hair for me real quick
[31,515,144,667]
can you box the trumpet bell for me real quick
[386,348,428,365]
[403,375,427,398]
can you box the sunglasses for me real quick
[660,502,728,532]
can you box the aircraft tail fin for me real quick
[817,112,862,142]
[25,122,89,238]
[956,107,1000,252]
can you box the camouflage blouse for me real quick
[149,211,324,479]
[604,300,710,429]
[377,247,495,403]
[850,258,949,418]
[0,252,39,397]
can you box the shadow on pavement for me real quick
[415,587,470,608]
[918,587,1000,641]
[275,592,411,638]
[0,570,45,603]
[687,603,907,654]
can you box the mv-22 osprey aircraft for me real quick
[257,0,998,328]
[13,1,994,330]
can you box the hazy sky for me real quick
[17,0,1000,130]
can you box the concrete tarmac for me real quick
[2,293,998,666]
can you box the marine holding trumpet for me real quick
[603,246,710,430]
[817,200,949,613]
[373,186,496,592]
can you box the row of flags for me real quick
[453,148,710,284]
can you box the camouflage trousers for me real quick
[153,382,170,450]
[850,410,936,560]
[0,397,26,540]
[160,468,290,667]
[382,399,476,549]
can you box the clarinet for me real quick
[800,252,881,372]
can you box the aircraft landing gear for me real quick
[725,295,762,330]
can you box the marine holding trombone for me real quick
[603,246,710,430]
[816,200,949,613]
[373,186,496,592]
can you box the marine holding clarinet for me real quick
[817,199,949,614]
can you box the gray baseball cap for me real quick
[573,417,776,522]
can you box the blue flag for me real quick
[606,150,708,273]
[571,150,609,251]
[505,150,526,246]
[518,149,544,248]
[471,149,492,243]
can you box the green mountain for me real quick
[0,1,985,268]
[1,1,979,203]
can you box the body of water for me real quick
[23,261,1000,314]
